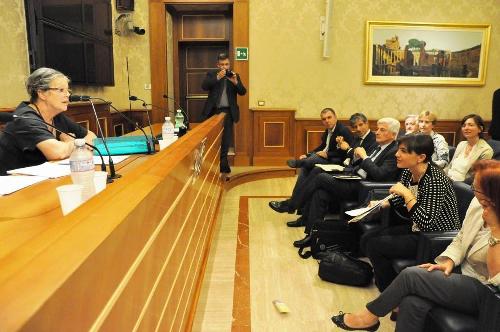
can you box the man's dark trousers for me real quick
[219,107,232,173]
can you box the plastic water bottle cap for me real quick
[74,138,86,147]
[165,117,171,121]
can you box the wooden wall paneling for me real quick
[264,122,285,147]
[98,129,222,331]
[132,125,223,332]
[181,14,226,40]
[251,109,295,165]
[149,1,169,124]
[157,154,220,331]
[232,0,250,166]
[306,129,325,152]
[0,114,224,331]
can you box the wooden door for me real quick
[179,43,228,123]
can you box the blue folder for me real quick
[93,136,154,156]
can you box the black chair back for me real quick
[453,181,474,222]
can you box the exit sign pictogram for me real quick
[235,47,248,61]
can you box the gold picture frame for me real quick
[365,21,491,86]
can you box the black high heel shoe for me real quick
[331,311,380,331]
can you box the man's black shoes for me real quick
[293,234,312,248]
[287,159,303,168]
[286,217,304,227]
[269,200,293,214]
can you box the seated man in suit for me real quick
[336,112,377,168]
[269,112,371,215]
[291,117,401,247]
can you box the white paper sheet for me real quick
[346,194,394,223]
[7,162,71,178]
[314,164,345,172]
[0,175,48,195]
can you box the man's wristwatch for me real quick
[488,235,500,247]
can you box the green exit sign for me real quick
[235,47,248,61]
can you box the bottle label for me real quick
[70,159,94,172]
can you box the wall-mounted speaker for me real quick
[320,0,334,58]
[116,0,134,11]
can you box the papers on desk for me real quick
[332,174,362,180]
[346,194,394,223]
[7,162,71,178]
[0,175,48,195]
[56,155,130,165]
[315,164,345,172]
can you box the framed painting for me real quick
[365,21,491,86]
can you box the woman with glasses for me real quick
[0,67,96,174]
[331,159,500,332]
[444,114,493,182]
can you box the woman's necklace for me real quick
[411,163,428,185]
[464,142,476,157]
[30,103,56,136]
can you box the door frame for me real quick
[149,0,250,165]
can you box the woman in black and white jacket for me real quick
[366,134,461,293]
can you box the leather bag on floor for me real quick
[318,250,373,286]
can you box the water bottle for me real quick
[174,109,185,129]
[162,116,175,140]
[69,139,95,201]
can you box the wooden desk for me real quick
[0,115,224,331]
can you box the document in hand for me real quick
[346,194,394,223]
[315,164,345,172]
[332,174,362,180]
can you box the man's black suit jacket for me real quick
[350,140,400,181]
[201,71,247,123]
[312,122,354,164]
[345,131,377,159]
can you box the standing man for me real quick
[202,53,247,175]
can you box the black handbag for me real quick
[298,221,358,259]
[318,250,373,286]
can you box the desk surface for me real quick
[0,115,224,331]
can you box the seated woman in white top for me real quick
[445,114,493,182]
[418,110,449,168]
[331,159,500,332]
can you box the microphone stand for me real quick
[129,97,165,144]
[92,98,153,155]
[12,114,113,183]
[87,99,121,179]
[162,94,190,130]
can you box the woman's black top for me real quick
[390,163,461,232]
[0,102,87,175]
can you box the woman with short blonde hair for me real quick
[418,110,449,168]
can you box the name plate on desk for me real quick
[93,136,154,155]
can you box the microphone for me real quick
[69,95,91,102]
[10,114,112,182]
[0,112,14,123]
[162,94,189,130]
[128,95,156,143]
[72,96,121,179]
[92,97,154,155]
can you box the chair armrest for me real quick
[485,284,500,298]
[358,181,396,203]
[416,231,458,264]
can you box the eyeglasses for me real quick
[471,183,495,206]
[46,87,72,95]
